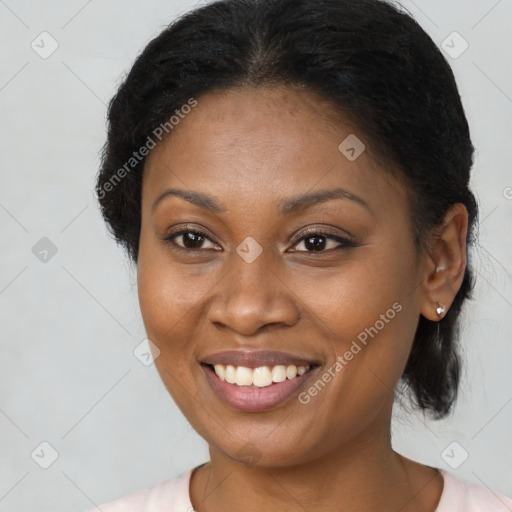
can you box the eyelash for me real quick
[162,225,356,253]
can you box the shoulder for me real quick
[83,468,194,512]
[437,469,512,511]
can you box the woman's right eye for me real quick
[164,229,218,251]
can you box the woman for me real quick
[90,0,512,510]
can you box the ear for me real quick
[419,203,469,322]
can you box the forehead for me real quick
[142,85,408,216]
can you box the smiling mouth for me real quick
[200,361,320,412]
[199,349,322,412]
[202,362,318,387]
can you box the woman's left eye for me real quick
[291,231,354,253]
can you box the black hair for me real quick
[96,0,478,419]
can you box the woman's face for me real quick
[138,85,429,466]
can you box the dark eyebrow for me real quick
[152,188,227,214]
[278,188,369,215]
[151,187,369,215]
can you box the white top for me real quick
[85,466,512,511]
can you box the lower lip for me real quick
[201,364,318,413]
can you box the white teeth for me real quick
[214,364,225,381]
[286,364,297,379]
[253,366,273,387]
[211,363,311,387]
[271,365,287,383]
[225,365,236,384]
[235,366,253,386]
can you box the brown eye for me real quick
[291,230,355,253]
[164,229,217,251]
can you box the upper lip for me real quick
[201,350,320,368]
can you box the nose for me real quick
[206,250,300,336]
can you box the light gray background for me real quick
[0,1,511,510]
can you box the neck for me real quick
[190,418,443,512]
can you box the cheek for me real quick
[301,242,418,347]
[136,236,224,363]
[136,243,209,414]
[299,235,420,399]
[137,233,191,353]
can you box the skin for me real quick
[137,85,468,512]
